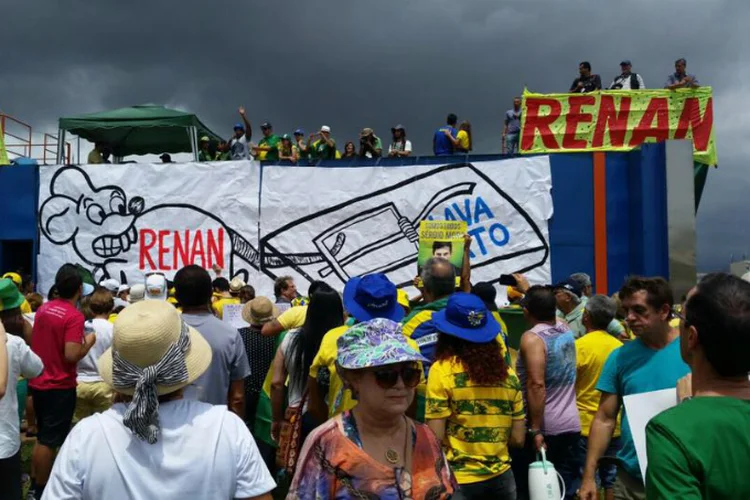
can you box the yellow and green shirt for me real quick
[426,358,525,485]
[257,134,280,161]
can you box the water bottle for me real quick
[528,447,565,500]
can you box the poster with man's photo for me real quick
[417,220,467,287]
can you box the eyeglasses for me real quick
[371,364,422,389]
[673,310,690,325]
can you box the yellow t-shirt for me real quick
[426,358,525,485]
[309,324,423,418]
[278,305,308,330]
[575,330,624,437]
[87,149,103,164]
[456,130,470,151]
[213,297,240,319]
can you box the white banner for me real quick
[38,157,553,298]
[38,161,261,295]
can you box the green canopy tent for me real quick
[57,104,222,163]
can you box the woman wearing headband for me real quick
[287,318,456,499]
[43,301,275,499]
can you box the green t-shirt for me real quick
[311,138,337,160]
[646,397,750,499]
[198,150,213,162]
[258,134,280,161]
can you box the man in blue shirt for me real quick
[433,113,458,156]
[664,58,700,89]
[578,276,690,500]
[503,97,522,155]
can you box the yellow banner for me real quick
[0,120,9,165]
[520,87,716,166]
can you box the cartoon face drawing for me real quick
[39,168,145,269]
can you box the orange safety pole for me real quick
[593,152,608,294]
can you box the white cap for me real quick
[128,284,146,303]
[117,284,130,294]
[145,274,168,301]
[320,125,331,133]
[100,278,120,293]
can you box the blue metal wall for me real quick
[0,147,668,294]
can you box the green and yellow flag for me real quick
[520,87,716,166]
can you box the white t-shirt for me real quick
[77,318,114,383]
[388,140,413,155]
[0,335,43,458]
[230,135,249,160]
[43,400,276,500]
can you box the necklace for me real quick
[384,416,408,465]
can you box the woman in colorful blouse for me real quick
[426,293,526,500]
[287,318,456,499]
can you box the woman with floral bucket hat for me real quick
[425,292,526,500]
[287,318,457,499]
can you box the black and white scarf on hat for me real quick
[112,321,191,444]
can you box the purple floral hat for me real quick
[336,318,428,370]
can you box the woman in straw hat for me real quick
[287,318,456,499]
[43,301,275,500]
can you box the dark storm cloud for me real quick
[1,0,748,270]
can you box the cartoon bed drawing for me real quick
[260,162,550,289]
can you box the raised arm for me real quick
[460,234,472,292]
[239,107,252,140]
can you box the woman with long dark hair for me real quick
[388,124,413,157]
[342,141,358,158]
[425,293,525,499]
[271,284,344,444]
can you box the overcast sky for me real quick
[1,0,748,272]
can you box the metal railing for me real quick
[1,113,71,164]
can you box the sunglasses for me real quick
[371,364,422,389]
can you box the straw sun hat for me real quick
[98,300,212,396]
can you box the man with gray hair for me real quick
[402,257,456,375]
[573,295,624,499]
[554,278,586,339]
[565,273,628,339]
[570,273,593,298]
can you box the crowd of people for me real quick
[1,225,746,500]
[83,58,702,165]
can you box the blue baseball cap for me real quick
[433,292,500,343]
[294,128,304,136]
[343,274,404,323]
[233,123,244,131]
[553,278,582,298]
